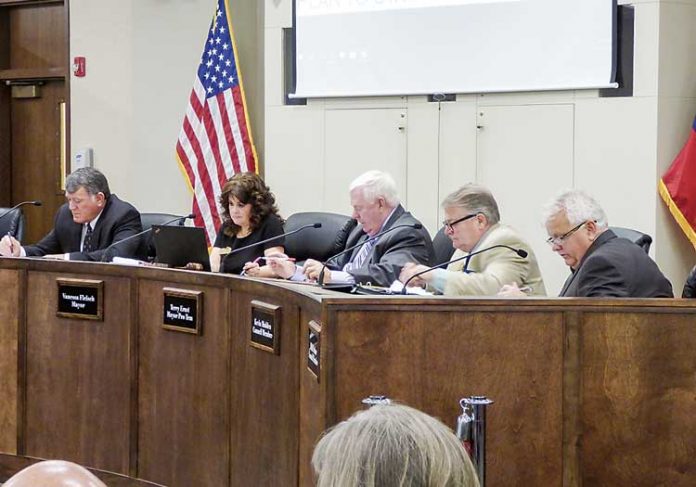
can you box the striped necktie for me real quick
[83,224,94,252]
[345,236,375,271]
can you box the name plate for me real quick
[162,288,203,335]
[249,300,281,354]
[307,320,321,382]
[56,278,104,320]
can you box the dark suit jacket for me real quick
[559,230,673,297]
[24,194,145,261]
[334,205,434,287]
[683,265,696,298]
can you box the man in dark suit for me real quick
[270,170,434,287]
[545,190,672,297]
[0,167,145,262]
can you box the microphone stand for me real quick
[401,244,527,294]
[317,222,423,286]
[0,200,42,228]
[100,213,194,262]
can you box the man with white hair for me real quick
[270,170,434,287]
[503,189,672,297]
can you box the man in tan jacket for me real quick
[399,184,546,296]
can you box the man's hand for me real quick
[0,235,21,257]
[266,253,297,279]
[43,254,67,260]
[398,262,430,287]
[303,259,326,282]
[497,282,529,298]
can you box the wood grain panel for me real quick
[581,311,696,486]
[0,269,20,454]
[24,270,132,473]
[0,11,9,206]
[329,308,565,487]
[137,280,230,487]
[298,305,325,487]
[228,286,304,486]
[10,80,66,242]
[8,3,66,69]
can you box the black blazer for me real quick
[335,204,434,287]
[24,194,145,261]
[559,230,673,298]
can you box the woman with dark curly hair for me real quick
[210,172,285,276]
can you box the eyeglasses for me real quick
[546,221,589,246]
[442,213,478,231]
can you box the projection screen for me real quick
[293,0,617,98]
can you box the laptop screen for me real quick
[152,225,210,271]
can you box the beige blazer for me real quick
[442,223,546,296]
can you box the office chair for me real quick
[0,207,25,243]
[432,226,455,265]
[284,212,357,263]
[609,226,652,254]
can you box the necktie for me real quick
[83,224,94,252]
[345,236,375,271]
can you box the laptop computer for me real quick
[152,225,210,271]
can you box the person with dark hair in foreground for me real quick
[312,403,480,487]
[209,172,285,276]
[0,167,144,261]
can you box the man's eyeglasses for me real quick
[442,213,478,231]
[546,221,590,246]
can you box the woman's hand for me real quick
[242,261,262,277]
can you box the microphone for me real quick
[220,222,322,271]
[317,222,423,286]
[100,213,195,262]
[401,244,528,294]
[0,200,42,226]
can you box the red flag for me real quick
[659,115,696,247]
[176,0,257,245]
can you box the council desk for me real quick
[0,258,694,487]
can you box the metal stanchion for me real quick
[456,396,494,486]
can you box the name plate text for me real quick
[56,278,104,321]
[162,288,203,334]
[307,320,321,381]
[249,300,281,354]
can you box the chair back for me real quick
[284,212,356,262]
[140,213,187,259]
[432,226,455,265]
[0,207,25,242]
[609,226,652,254]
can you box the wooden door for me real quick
[0,0,69,244]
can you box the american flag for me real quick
[176,0,257,245]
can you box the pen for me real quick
[6,232,13,254]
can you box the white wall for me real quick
[70,0,214,216]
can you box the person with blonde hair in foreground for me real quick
[3,460,107,487]
[312,403,480,487]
